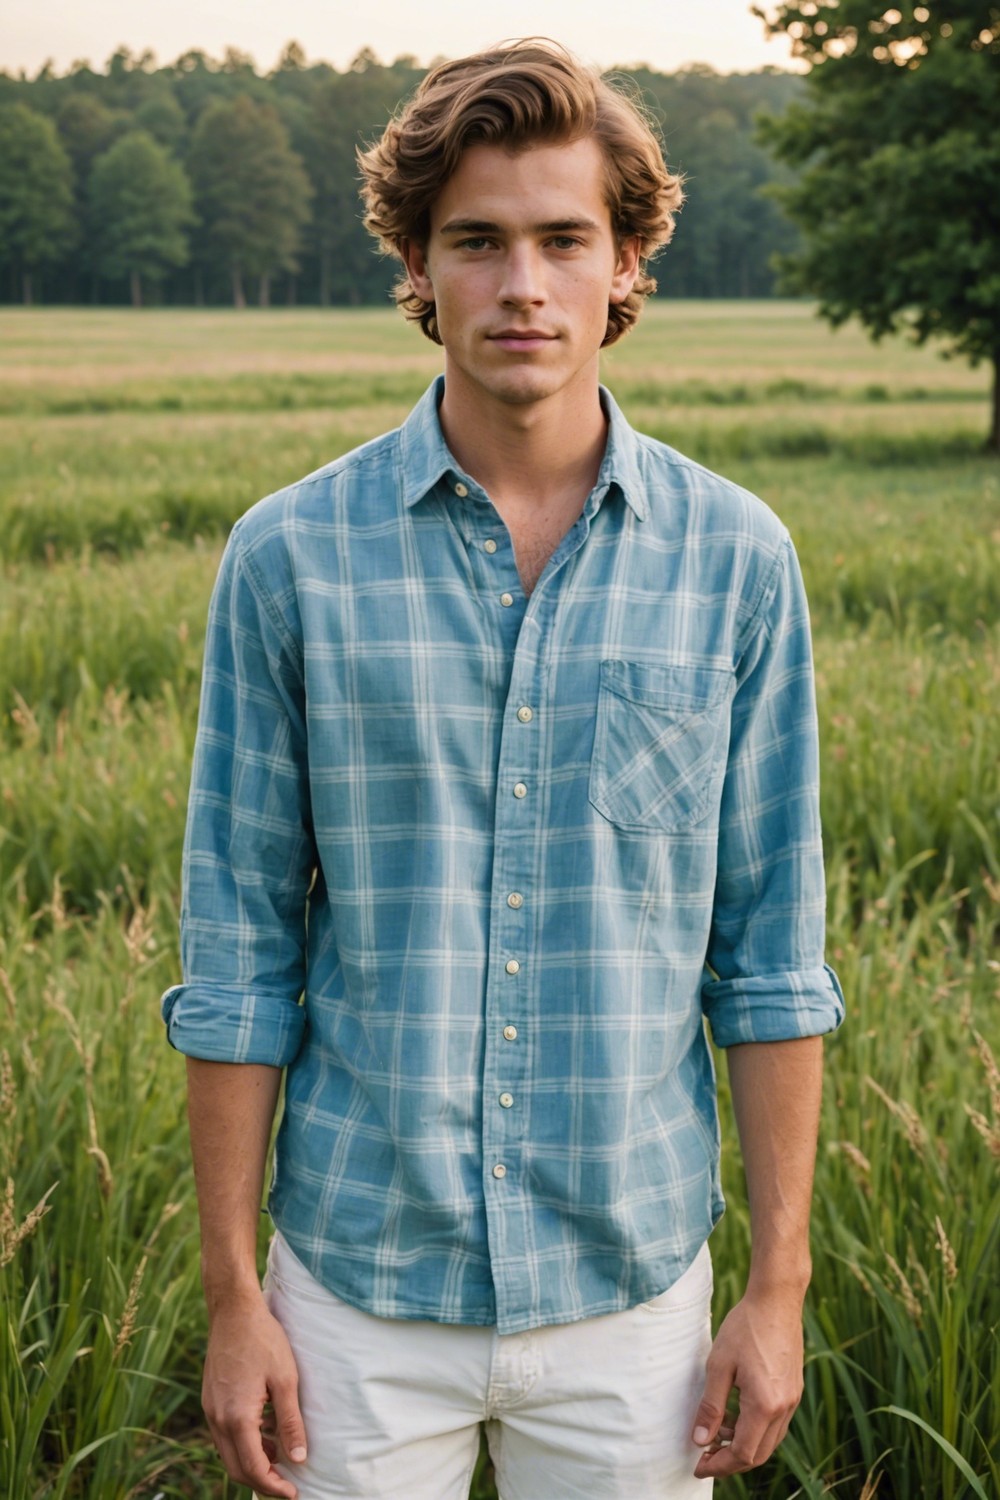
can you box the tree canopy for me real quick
[0,102,76,303]
[89,130,193,305]
[187,94,312,306]
[754,0,1000,449]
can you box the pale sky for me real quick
[1,0,802,79]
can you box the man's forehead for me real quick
[428,138,612,231]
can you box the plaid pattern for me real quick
[163,376,843,1334]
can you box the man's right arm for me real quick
[162,524,316,1497]
[187,1057,308,1500]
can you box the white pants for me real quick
[262,1231,714,1499]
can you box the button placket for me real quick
[481,617,547,1239]
[482,499,594,1329]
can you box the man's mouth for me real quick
[488,330,558,350]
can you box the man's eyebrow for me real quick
[437,217,602,236]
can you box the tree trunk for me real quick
[319,248,331,307]
[990,353,1000,456]
[22,270,33,306]
[286,274,297,307]
[130,269,142,308]
[258,273,271,308]
[194,267,205,307]
[231,264,246,309]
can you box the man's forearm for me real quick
[185,1058,307,1497]
[186,1057,282,1311]
[691,1034,825,1477]
[726,1035,824,1293]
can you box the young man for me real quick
[163,40,844,1500]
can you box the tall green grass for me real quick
[0,895,209,1499]
[0,544,216,725]
[1,305,997,1499]
[713,865,1000,1498]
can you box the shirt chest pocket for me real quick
[588,660,735,834]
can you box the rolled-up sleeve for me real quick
[161,521,314,1066]
[701,533,845,1047]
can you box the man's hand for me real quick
[202,1291,308,1499]
[691,1286,804,1479]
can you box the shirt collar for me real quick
[399,374,648,522]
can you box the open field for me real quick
[1,303,998,1498]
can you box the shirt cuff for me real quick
[701,963,845,1048]
[161,982,306,1067]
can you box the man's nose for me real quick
[497,244,546,306]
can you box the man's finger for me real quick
[753,1409,794,1466]
[691,1358,737,1447]
[231,1419,299,1499]
[271,1372,308,1464]
[694,1399,789,1478]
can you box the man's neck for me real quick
[436,366,609,514]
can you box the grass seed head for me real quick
[0,967,15,1018]
[0,1178,57,1268]
[933,1216,958,1284]
[973,1030,1000,1114]
[834,1139,873,1197]
[865,1076,928,1155]
[0,1050,15,1124]
[87,1143,114,1199]
[963,1103,1000,1158]
[885,1251,923,1323]
[113,1254,147,1358]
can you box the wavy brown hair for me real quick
[357,39,684,346]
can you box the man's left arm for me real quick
[695,530,844,1477]
[692,1035,823,1478]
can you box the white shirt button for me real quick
[505,959,520,975]
[454,482,469,497]
[492,1163,507,1179]
[500,592,514,607]
[517,706,533,723]
[503,1025,518,1040]
[507,892,523,909]
[513,782,527,799]
[484,538,497,554]
[499,1093,514,1109]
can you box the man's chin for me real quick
[481,370,563,407]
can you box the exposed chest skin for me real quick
[499,493,586,596]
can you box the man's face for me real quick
[402,137,639,413]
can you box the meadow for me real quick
[0,302,997,1499]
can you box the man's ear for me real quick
[609,235,641,306]
[400,238,433,300]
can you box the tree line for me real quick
[0,44,803,308]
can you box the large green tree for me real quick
[754,1,1000,450]
[55,92,126,181]
[303,61,421,306]
[89,130,193,305]
[0,103,76,303]
[187,93,311,306]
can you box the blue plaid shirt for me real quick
[163,376,843,1335]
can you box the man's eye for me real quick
[459,237,491,251]
[550,237,581,250]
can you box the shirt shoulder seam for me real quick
[228,521,301,666]
[734,531,792,662]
